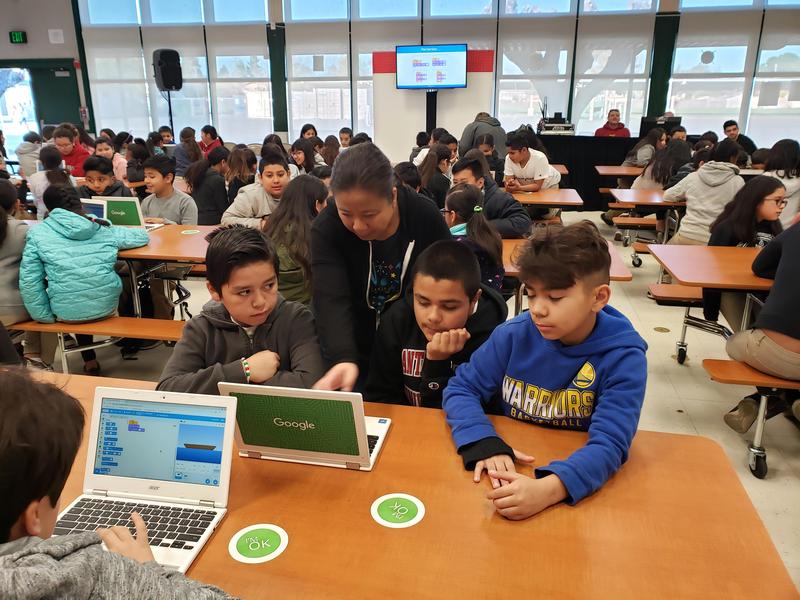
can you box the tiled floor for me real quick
[51,211,800,588]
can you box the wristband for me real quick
[241,358,251,383]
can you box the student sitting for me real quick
[222,148,290,228]
[413,127,448,167]
[78,156,133,199]
[632,140,691,191]
[14,131,41,178]
[724,221,800,430]
[320,135,340,166]
[174,127,203,177]
[410,131,430,164]
[670,126,687,142]
[442,184,504,291]
[93,136,128,183]
[146,131,165,157]
[27,146,76,220]
[225,147,257,205]
[199,125,223,158]
[0,180,30,328]
[664,139,745,245]
[0,370,235,598]
[704,176,785,333]
[665,147,711,190]
[442,221,647,519]
[290,138,316,175]
[141,155,198,225]
[503,130,561,194]
[301,123,318,139]
[20,185,149,374]
[53,126,91,177]
[452,155,531,239]
[365,240,507,408]
[439,133,460,171]
[723,120,757,156]
[419,144,452,209]
[750,148,770,171]
[125,143,151,201]
[310,137,327,167]
[158,125,174,144]
[264,175,328,306]
[158,225,325,394]
[475,133,504,186]
[339,127,353,149]
[184,147,230,225]
[310,164,332,188]
[394,161,423,193]
[763,138,800,229]
[594,109,630,137]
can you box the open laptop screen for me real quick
[94,397,227,487]
[231,392,360,456]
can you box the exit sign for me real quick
[9,31,27,44]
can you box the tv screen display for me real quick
[396,44,468,90]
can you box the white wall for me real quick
[0,0,79,60]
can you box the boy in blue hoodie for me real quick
[443,221,647,520]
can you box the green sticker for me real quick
[228,524,288,563]
[371,493,425,529]
[181,229,201,235]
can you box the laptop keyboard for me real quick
[54,498,216,550]
[368,435,378,456]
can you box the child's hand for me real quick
[473,448,535,489]
[505,177,519,192]
[97,512,155,564]
[486,472,568,520]
[426,328,470,361]
[313,362,360,392]
[247,350,281,383]
[144,217,165,224]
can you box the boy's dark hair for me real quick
[416,131,430,147]
[506,130,529,150]
[451,157,485,182]
[349,132,372,146]
[205,224,279,293]
[475,133,495,148]
[23,131,42,144]
[514,221,611,289]
[723,120,738,130]
[0,370,85,543]
[750,148,770,166]
[82,155,114,175]
[693,139,714,153]
[158,125,173,135]
[207,146,230,166]
[339,127,353,136]
[331,142,394,201]
[693,147,712,169]
[143,154,176,178]
[259,146,289,173]
[670,126,687,135]
[311,164,332,180]
[414,240,482,300]
[52,126,75,141]
[713,139,742,163]
[439,133,458,147]
[699,130,719,144]
[394,161,421,190]
[430,127,448,143]
[41,125,56,141]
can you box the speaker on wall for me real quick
[153,49,183,91]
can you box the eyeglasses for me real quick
[765,197,788,208]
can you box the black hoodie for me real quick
[365,284,508,408]
[311,184,452,372]
[78,180,133,198]
[192,168,229,225]
[482,178,531,239]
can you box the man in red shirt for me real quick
[594,109,631,138]
[53,126,91,176]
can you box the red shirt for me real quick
[595,123,631,138]
[199,137,222,158]
[61,144,91,176]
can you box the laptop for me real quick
[99,196,164,231]
[54,387,237,573]
[81,198,107,220]
[217,383,391,472]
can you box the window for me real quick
[80,0,139,25]
[680,0,754,7]
[210,0,268,22]
[144,0,204,24]
[356,0,419,19]
[501,0,572,14]
[425,0,496,18]
[284,0,349,21]
[582,0,653,11]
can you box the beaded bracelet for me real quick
[241,358,251,383]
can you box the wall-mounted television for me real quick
[396,44,468,90]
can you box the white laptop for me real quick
[55,387,237,573]
[94,196,165,231]
[217,383,391,472]
[81,198,107,220]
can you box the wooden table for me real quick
[552,163,569,176]
[47,373,797,599]
[118,224,218,263]
[648,245,773,291]
[609,188,686,208]
[595,165,643,177]
[511,188,583,208]
[504,239,632,282]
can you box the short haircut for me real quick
[205,224,279,293]
[350,132,372,146]
[750,148,770,165]
[82,155,114,175]
[439,133,458,146]
[514,221,611,290]
[331,142,394,201]
[692,148,712,168]
[608,108,620,115]
[142,154,176,177]
[723,120,738,130]
[416,131,430,147]
[394,161,421,190]
[431,127,448,142]
[94,136,113,148]
[23,131,42,144]
[41,125,56,140]
[700,131,719,144]
[158,125,173,134]
[0,370,85,543]
[0,179,17,211]
[207,146,230,166]
[506,131,528,150]
[310,164,332,180]
[52,126,75,141]
[413,240,481,300]
[671,126,687,135]
[339,127,353,136]
[259,147,289,172]
[451,157,484,181]
[713,139,742,163]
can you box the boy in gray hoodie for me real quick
[221,148,290,229]
[0,370,236,599]
[158,225,326,394]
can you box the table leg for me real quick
[126,260,142,318]
[58,333,69,375]
[741,293,753,331]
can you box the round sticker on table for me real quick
[228,524,288,564]
[370,493,425,529]
[181,229,201,235]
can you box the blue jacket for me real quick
[20,209,149,323]
[443,305,648,504]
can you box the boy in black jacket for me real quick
[78,156,133,198]
[365,241,507,408]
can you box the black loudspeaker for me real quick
[153,49,183,91]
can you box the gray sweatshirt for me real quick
[158,297,325,395]
[0,218,29,323]
[0,532,236,599]
[141,189,198,225]
[221,182,280,229]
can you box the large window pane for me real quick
[356,80,374,134]
[427,0,496,17]
[149,82,211,130]
[681,0,754,7]
[214,82,273,143]
[496,78,570,131]
[147,0,203,23]
[92,82,152,134]
[573,78,647,135]
[358,0,418,19]
[289,81,351,138]
[211,0,268,22]
[82,0,139,25]
[215,56,270,78]
[285,0,348,21]
[502,0,572,14]
[673,46,748,74]
[291,54,349,78]
[583,0,653,11]
[668,78,746,134]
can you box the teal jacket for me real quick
[20,209,149,323]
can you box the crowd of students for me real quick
[0,112,798,596]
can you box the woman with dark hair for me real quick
[184,146,230,225]
[633,140,692,190]
[290,138,316,175]
[442,183,504,291]
[174,127,203,177]
[300,123,318,139]
[704,176,786,331]
[419,143,452,209]
[763,138,800,228]
[226,147,258,204]
[321,135,340,166]
[311,143,451,392]
[264,175,328,305]
[610,126,667,194]
[199,125,223,157]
